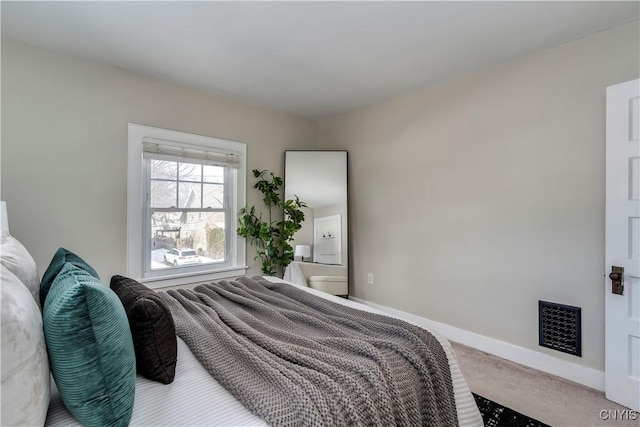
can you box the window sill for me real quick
[138,266,248,289]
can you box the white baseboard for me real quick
[350,296,605,392]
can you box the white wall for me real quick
[0,38,317,280]
[293,204,348,266]
[318,21,639,371]
[291,206,315,258]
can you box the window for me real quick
[128,124,246,288]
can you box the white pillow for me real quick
[1,232,40,308]
[1,265,50,426]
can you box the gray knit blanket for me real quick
[158,276,458,427]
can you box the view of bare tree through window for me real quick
[148,159,227,270]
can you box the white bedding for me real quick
[46,278,482,427]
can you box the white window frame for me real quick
[127,123,247,288]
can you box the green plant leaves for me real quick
[237,169,307,276]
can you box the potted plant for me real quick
[237,169,306,276]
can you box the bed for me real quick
[0,231,483,427]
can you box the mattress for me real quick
[46,336,265,426]
[46,278,482,427]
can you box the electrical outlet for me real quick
[367,273,374,285]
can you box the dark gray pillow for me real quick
[110,275,177,384]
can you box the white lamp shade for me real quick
[0,201,8,233]
[294,245,311,259]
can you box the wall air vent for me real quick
[538,301,581,357]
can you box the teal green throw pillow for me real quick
[40,247,99,308]
[44,263,136,427]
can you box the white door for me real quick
[313,214,341,264]
[605,78,640,411]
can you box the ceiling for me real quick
[2,1,638,119]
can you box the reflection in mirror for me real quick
[284,151,348,296]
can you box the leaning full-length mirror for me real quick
[284,151,348,296]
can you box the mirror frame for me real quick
[284,149,349,274]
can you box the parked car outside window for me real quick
[164,248,199,266]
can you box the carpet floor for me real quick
[453,342,639,426]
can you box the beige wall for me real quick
[0,38,317,280]
[318,21,639,371]
[2,21,639,372]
